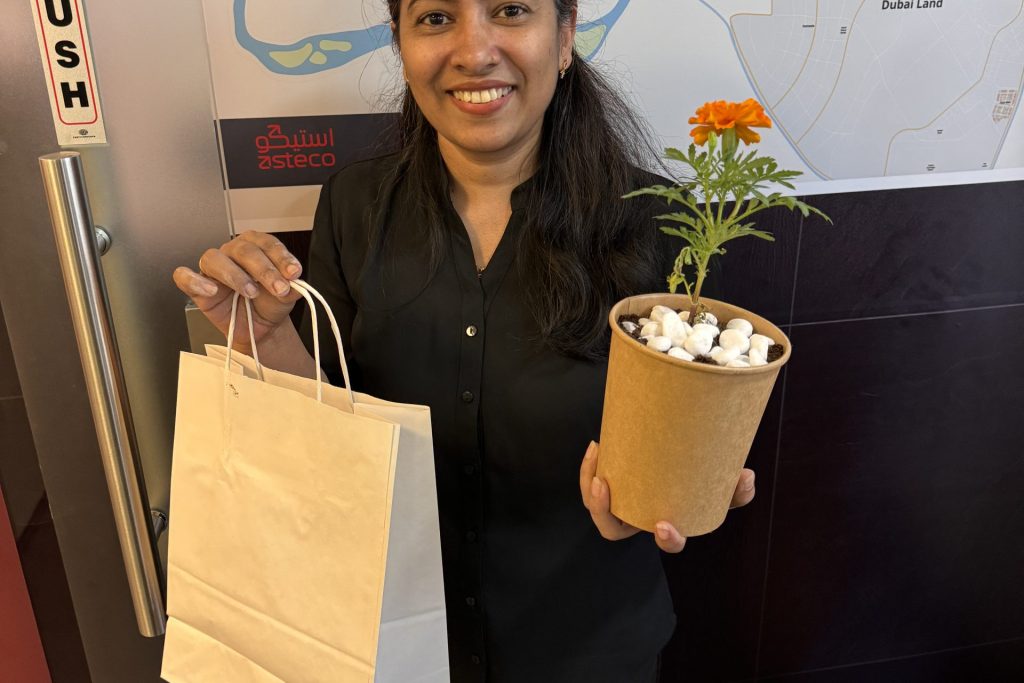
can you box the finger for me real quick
[172,266,221,300]
[579,441,598,509]
[654,522,687,553]
[588,475,641,541]
[237,230,304,280]
[221,237,297,300]
[197,248,261,301]
[729,468,756,509]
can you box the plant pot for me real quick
[597,294,790,536]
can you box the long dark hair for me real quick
[382,0,667,360]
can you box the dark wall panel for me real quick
[792,181,1024,324]
[652,178,1024,682]
[760,307,1024,676]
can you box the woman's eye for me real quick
[418,12,450,26]
[498,5,528,19]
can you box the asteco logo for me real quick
[255,124,336,170]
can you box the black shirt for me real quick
[301,153,677,683]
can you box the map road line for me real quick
[700,0,827,181]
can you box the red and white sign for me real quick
[30,0,106,145]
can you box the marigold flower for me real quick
[688,99,772,146]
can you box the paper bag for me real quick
[162,281,449,682]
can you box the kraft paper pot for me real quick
[597,294,790,536]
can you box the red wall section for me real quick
[0,487,51,683]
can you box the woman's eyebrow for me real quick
[408,0,457,12]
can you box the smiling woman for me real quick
[381,0,667,357]
[174,1,758,681]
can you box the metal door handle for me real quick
[38,151,166,637]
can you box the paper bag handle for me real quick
[224,293,264,382]
[222,280,356,407]
[288,279,355,406]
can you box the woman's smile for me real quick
[447,84,516,114]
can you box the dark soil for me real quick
[617,307,787,366]
[617,314,645,342]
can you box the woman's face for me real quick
[395,0,575,161]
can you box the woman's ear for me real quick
[560,8,577,64]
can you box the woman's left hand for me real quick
[579,441,756,553]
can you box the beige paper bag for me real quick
[162,281,449,683]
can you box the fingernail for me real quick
[194,281,217,297]
[244,283,259,299]
[286,262,301,277]
[273,280,289,296]
[656,523,671,541]
[584,441,596,460]
[744,473,756,491]
[590,476,601,498]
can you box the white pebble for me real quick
[640,322,661,338]
[670,333,688,348]
[647,336,672,352]
[668,347,694,361]
[692,323,720,339]
[718,329,751,353]
[683,333,712,357]
[750,333,776,349]
[650,305,676,323]
[660,311,686,339]
[726,358,751,368]
[726,318,754,337]
[701,312,718,326]
[748,347,768,366]
[638,317,652,326]
[622,321,638,334]
[710,346,741,365]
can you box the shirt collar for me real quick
[436,154,540,213]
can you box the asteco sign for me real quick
[32,0,107,145]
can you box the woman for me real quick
[173,1,756,680]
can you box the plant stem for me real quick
[688,253,711,322]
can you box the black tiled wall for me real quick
[658,180,1024,682]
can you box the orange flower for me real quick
[688,99,772,146]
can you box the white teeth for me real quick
[452,86,512,103]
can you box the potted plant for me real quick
[597,99,831,536]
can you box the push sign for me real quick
[30,0,107,145]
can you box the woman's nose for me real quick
[449,15,499,72]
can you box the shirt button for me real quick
[465,596,476,607]
[463,464,477,476]
[465,530,478,542]
[461,390,474,403]
[465,325,478,337]
[471,655,481,665]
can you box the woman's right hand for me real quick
[172,231,305,351]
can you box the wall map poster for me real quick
[200,0,1024,233]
